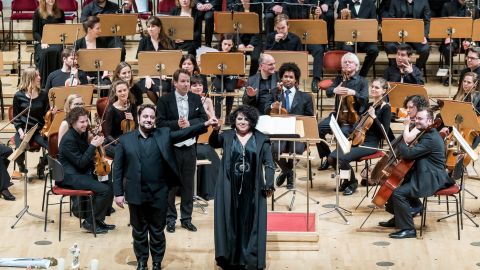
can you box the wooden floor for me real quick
[2,150,480,270]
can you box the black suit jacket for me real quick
[326,73,369,114]
[58,128,96,180]
[383,65,425,85]
[113,124,208,203]
[282,0,334,19]
[337,0,376,19]
[243,72,279,114]
[265,87,314,116]
[265,32,302,51]
[388,0,431,37]
[156,91,208,131]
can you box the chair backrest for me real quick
[11,0,38,12]
[451,153,465,183]
[323,50,349,73]
[47,155,64,183]
[48,132,59,159]
[96,97,109,119]
[57,0,78,12]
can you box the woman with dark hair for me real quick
[33,0,65,89]
[212,34,239,122]
[112,62,143,106]
[180,54,208,92]
[209,105,275,270]
[169,0,202,55]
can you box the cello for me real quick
[371,118,442,208]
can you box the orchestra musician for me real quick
[81,0,132,21]
[169,0,202,56]
[191,75,215,119]
[44,47,88,92]
[103,80,138,158]
[58,94,87,144]
[317,52,368,171]
[112,62,143,106]
[58,107,114,234]
[12,67,50,179]
[179,54,208,93]
[328,78,391,196]
[383,44,425,85]
[196,0,215,48]
[384,0,431,72]
[378,108,453,239]
[0,144,14,201]
[113,104,217,270]
[243,53,279,115]
[33,0,66,89]
[336,0,379,77]
[266,62,314,189]
[156,69,209,233]
[458,47,480,86]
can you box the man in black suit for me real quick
[317,52,369,170]
[156,69,209,233]
[243,53,279,115]
[114,104,217,270]
[383,44,425,85]
[379,108,453,239]
[384,0,431,71]
[266,62,314,189]
[58,107,114,234]
[337,0,379,77]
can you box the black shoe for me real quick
[136,262,148,270]
[443,78,450,87]
[181,221,197,232]
[37,164,45,179]
[343,180,358,196]
[389,229,417,239]
[152,262,161,270]
[311,77,320,93]
[0,189,15,201]
[337,179,350,192]
[286,183,295,190]
[318,160,330,171]
[410,205,424,217]
[17,163,27,173]
[97,220,116,230]
[166,222,175,233]
[82,220,108,234]
[378,218,396,228]
[276,172,287,187]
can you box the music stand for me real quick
[157,16,194,41]
[201,52,245,120]
[137,51,183,97]
[214,12,259,50]
[319,117,352,224]
[9,124,52,228]
[41,24,85,47]
[430,17,473,97]
[334,19,378,54]
[388,82,428,120]
[289,19,328,50]
[264,51,309,90]
[440,100,480,227]
[77,49,122,98]
[97,14,138,37]
[381,19,425,44]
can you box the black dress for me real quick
[196,144,219,200]
[32,9,65,89]
[103,103,138,158]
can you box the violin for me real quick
[371,118,442,208]
[41,93,57,137]
[270,82,289,115]
[349,103,380,146]
[92,114,111,176]
[336,74,358,125]
[444,129,477,170]
[120,101,135,134]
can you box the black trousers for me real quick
[329,140,378,182]
[385,179,422,230]
[198,10,214,46]
[129,186,168,265]
[59,175,112,223]
[338,42,379,77]
[271,140,305,174]
[0,144,13,190]
[167,145,196,223]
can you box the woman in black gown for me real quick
[33,0,65,89]
[209,105,275,270]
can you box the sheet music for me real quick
[256,115,297,135]
[329,117,351,153]
[452,127,479,161]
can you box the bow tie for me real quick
[177,96,188,102]
[353,0,360,5]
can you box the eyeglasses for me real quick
[466,56,480,61]
[73,103,85,106]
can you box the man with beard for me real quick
[113,104,218,270]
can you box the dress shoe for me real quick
[343,180,358,196]
[318,160,330,171]
[37,163,45,179]
[17,162,27,173]
[275,172,287,187]
[336,179,350,192]
[389,229,417,239]
[152,262,161,270]
[410,205,424,217]
[378,218,396,228]
[311,77,320,93]
[166,222,175,233]
[97,220,116,230]
[0,189,15,201]
[82,220,108,234]
[181,221,197,232]
[136,262,148,270]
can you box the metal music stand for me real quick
[214,12,259,48]
[9,124,52,228]
[157,16,194,41]
[97,14,138,37]
[430,17,472,98]
[42,24,85,48]
[334,19,378,54]
[77,48,122,98]
[200,52,245,120]
[137,51,183,97]
[381,18,424,44]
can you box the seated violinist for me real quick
[103,80,138,158]
[379,108,453,239]
[317,53,369,171]
[266,62,314,189]
[58,107,114,234]
[328,78,391,196]
[44,47,88,93]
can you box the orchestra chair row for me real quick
[44,154,97,241]
[420,154,465,240]
[9,0,38,50]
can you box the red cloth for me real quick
[267,212,315,232]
